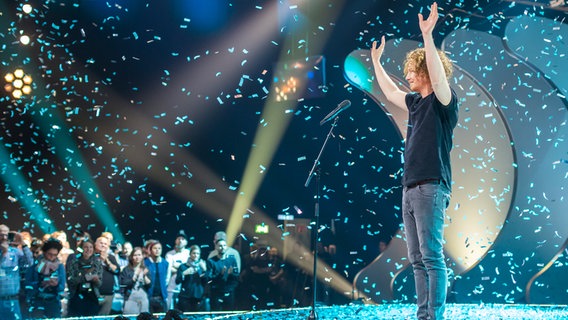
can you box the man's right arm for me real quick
[371,36,408,111]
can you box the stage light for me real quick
[13,79,23,89]
[12,90,22,99]
[273,55,326,102]
[4,73,14,83]
[20,35,30,45]
[22,4,32,14]
[274,76,297,102]
[4,69,33,99]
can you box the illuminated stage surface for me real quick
[60,304,568,319]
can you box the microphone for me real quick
[320,100,351,125]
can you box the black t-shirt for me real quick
[98,254,119,295]
[402,89,458,190]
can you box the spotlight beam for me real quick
[0,144,53,233]
[20,95,125,242]
[1,2,124,242]
[226,0,347,244]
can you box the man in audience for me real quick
[165,230,190,310]
[207,232,241,311]
[207,231,241,272]
[145,240,169,313]
[101,232,117,255]
[95,236,120,315]
[117,241,133,269]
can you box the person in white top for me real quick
[165,230,190,310]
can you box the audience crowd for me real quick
[0,224,307,320]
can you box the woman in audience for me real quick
[144,240,169,313]
[25,238,66,319]
[176,244,208,312]
[66,239,103,317]
[120,247,151,315]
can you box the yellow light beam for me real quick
[226,0,347,244]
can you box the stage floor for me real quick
[61,303,568,319]
[214,304,568,319]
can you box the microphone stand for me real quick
[304,115,339,320]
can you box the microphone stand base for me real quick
[307,307,318,320]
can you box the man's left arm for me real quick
[420,2,452,106]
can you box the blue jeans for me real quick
[402,183,450,320]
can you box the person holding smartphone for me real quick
[25,238,66,318]
[0,224,33,320]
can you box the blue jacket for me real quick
[144,257,168,300]
[25,257,66,300]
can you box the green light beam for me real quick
[0,143,53,233]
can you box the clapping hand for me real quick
[198,259,206,271]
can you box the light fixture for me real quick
[20,35,31,45]
[22,4,33,14]
[4,69,33,99]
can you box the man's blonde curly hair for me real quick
[403,48,453,80]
